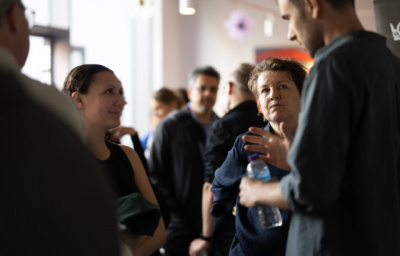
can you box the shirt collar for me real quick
[187,102,218,133]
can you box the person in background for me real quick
[189,63,266,256]
[148,66,220,256]
[142,87,180,158]
[239,0,400,255]
[211,58,307,256]
[0,0,120,254]
[62,64,166,256]
[174,88,190,108]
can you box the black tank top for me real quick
[98,140,140,197]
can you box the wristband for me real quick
[199,234,212,242]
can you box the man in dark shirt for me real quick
[239,0,400,255]
[148,66,220,256]
[189,63,266,256]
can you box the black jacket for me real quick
[204,100,266,183]
[148,106,214,230]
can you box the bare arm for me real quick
[189,182,215,256]
[121,145,166,256]
[239,177,290,210]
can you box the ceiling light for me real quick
[179,0,196,15]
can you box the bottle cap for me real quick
[247,153,259,162]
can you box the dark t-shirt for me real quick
[281,31,400,255]
[99,140,140,197]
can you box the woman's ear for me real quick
[71,91,84,109]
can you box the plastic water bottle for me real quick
[246,153,283,229]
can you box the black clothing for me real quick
[130,133,148,171]
[204,100,266,183]
[105,131,148,172]
[148,106,217,255]
[99,140,140,197]
[0,71,120,256]
[204,100,265,256]
[281,31,400,255]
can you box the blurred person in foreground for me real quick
[0,0,120,254]
[239,0,400,255]
[0,0,84,138]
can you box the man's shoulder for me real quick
[163,107,193,124]
[317,31,388,62]
[157,107,197,135]
[18,75,84,139]
[314,31,400,79]
[212,103,265,131]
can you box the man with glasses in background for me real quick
[148,66,220,256]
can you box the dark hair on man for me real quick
[0,0,18,27]
[188,66,220,88]
[62,64,114,96]
[248,57,307,98]
[290,0,354,9]
[231,63,255,95]
[153,87,178,105]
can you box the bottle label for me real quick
[254,168,271,181]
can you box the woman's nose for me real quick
[269,89,281,100]
[117,96,127,106]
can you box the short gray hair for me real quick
[0,0,19,27]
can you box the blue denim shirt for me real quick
[211,123,290,256]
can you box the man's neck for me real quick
[228,94,255,111]
[322,7,364,46]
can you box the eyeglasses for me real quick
[195,86,218,94]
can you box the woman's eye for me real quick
[105,89,113,94]
[261,88,269,94]
[119,89,124,96]
[280,84,288,89]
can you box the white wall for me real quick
[161,0,297,115]
[70,0,155,142]
[161,0,376,115]
[22,0,377,138]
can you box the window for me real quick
[22,35,52,85]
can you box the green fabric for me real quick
[117,192,161,236]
